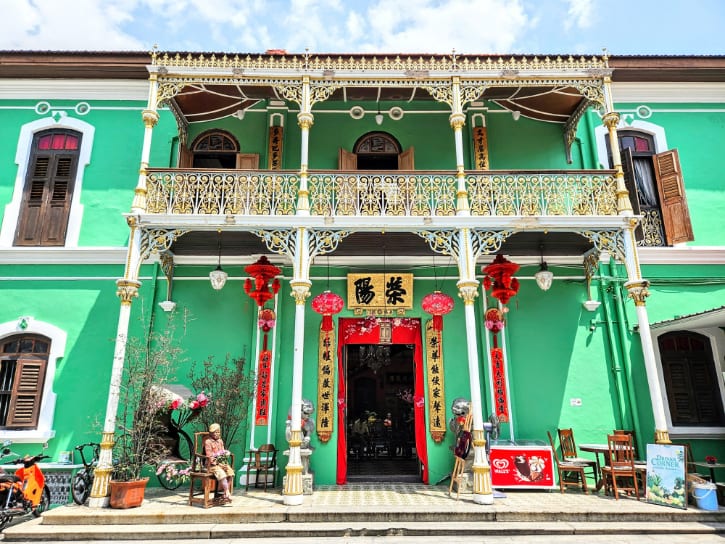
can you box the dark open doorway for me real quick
[345,343,419,481]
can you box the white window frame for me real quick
[594,118,668,168]
[0,318,65,443]
[652,326,725,438]
[0,116,94,248]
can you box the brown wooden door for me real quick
[236,153,259,169]
[14,131,80,246]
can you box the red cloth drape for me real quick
[336,318,429,484]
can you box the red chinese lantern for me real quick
[258,308,276,332]
[244,256,281,307]
[484,307,505,347]
[311,291,344,331]
[421,291,455,331]
[481,254,520,305]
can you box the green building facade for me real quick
[0,51,723,504]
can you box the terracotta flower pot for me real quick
[109,477,149,509]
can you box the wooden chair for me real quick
[547,431,589,494]
[245,444,277,490]
[557,428,598,483]
[601,433,640,500]
[613,429,646,488]
[188,432,235,508]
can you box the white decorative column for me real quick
[89,225,143,507]
[603,77,670,444]
[450,76,470,215]
[132,74,159,214]
[283,229,312,505]
[457,228,493,505]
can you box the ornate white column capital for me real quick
[456,280,479,304]
[624,279,650,306]
[290,280,312,304]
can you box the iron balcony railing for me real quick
[145,169,618,218]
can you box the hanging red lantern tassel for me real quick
[312,291,344,332]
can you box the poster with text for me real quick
[646,444,686,509]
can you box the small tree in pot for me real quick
[110,319,185,508]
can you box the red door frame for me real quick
[336,317,429,484]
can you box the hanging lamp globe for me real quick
[209,266,228,290]
[421,291,455,331]
[312,291,344,331]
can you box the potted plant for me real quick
[109,320,184,508]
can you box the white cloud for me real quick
[361,0,531,54]
[0,0,143,50]
[564,0,594,31]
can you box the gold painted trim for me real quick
[316,324,335,443]
[425,320,447,443]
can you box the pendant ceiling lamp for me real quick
[209,230,228,290]
[375,102,384,125]
[534,245,554,291]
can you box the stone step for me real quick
[5,519,725,541]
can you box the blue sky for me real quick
[2,0,724,55]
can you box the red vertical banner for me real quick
[490,347,509,423]
[255,349,272,425]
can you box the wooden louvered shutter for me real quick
[5,359,46,428]
[621,148,643,241]
[14,132,80,247]
[236,153,259,169]
[398,147,415,170]
[653,149,694,245]
[663,359,697,425]
[41,154,77,245]
[14,155,51,245]
[178,143,193,168]
[338,148,357,170]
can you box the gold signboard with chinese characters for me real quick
[267,126,283,170]
[347,273,413,314]
[472,126,489,170]
[425,319,446,443]
[316,326,335,442]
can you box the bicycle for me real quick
[155,415,195,490]
[71,442,100,505]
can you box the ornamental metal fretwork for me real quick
[308,173,457,217]
[144,169,617,218]
[139,228,189,261]
[637,208,665,247]
[151,51,608,73]
[254,229,351,260]
[146,170,298,215]
[418,229,511,262]
[581,230,625,263]
[466,172,617,216]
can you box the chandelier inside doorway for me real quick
[359,344,392,373]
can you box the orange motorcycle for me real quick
[0,442,51,531]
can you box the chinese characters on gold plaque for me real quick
[316,327,335,442]
[346,273,413,314]
[267,126,283,170]
[472,126,489,170]
[425,320,446,442]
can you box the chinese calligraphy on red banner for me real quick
[490,347,509,423]
[255,350,272,425]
